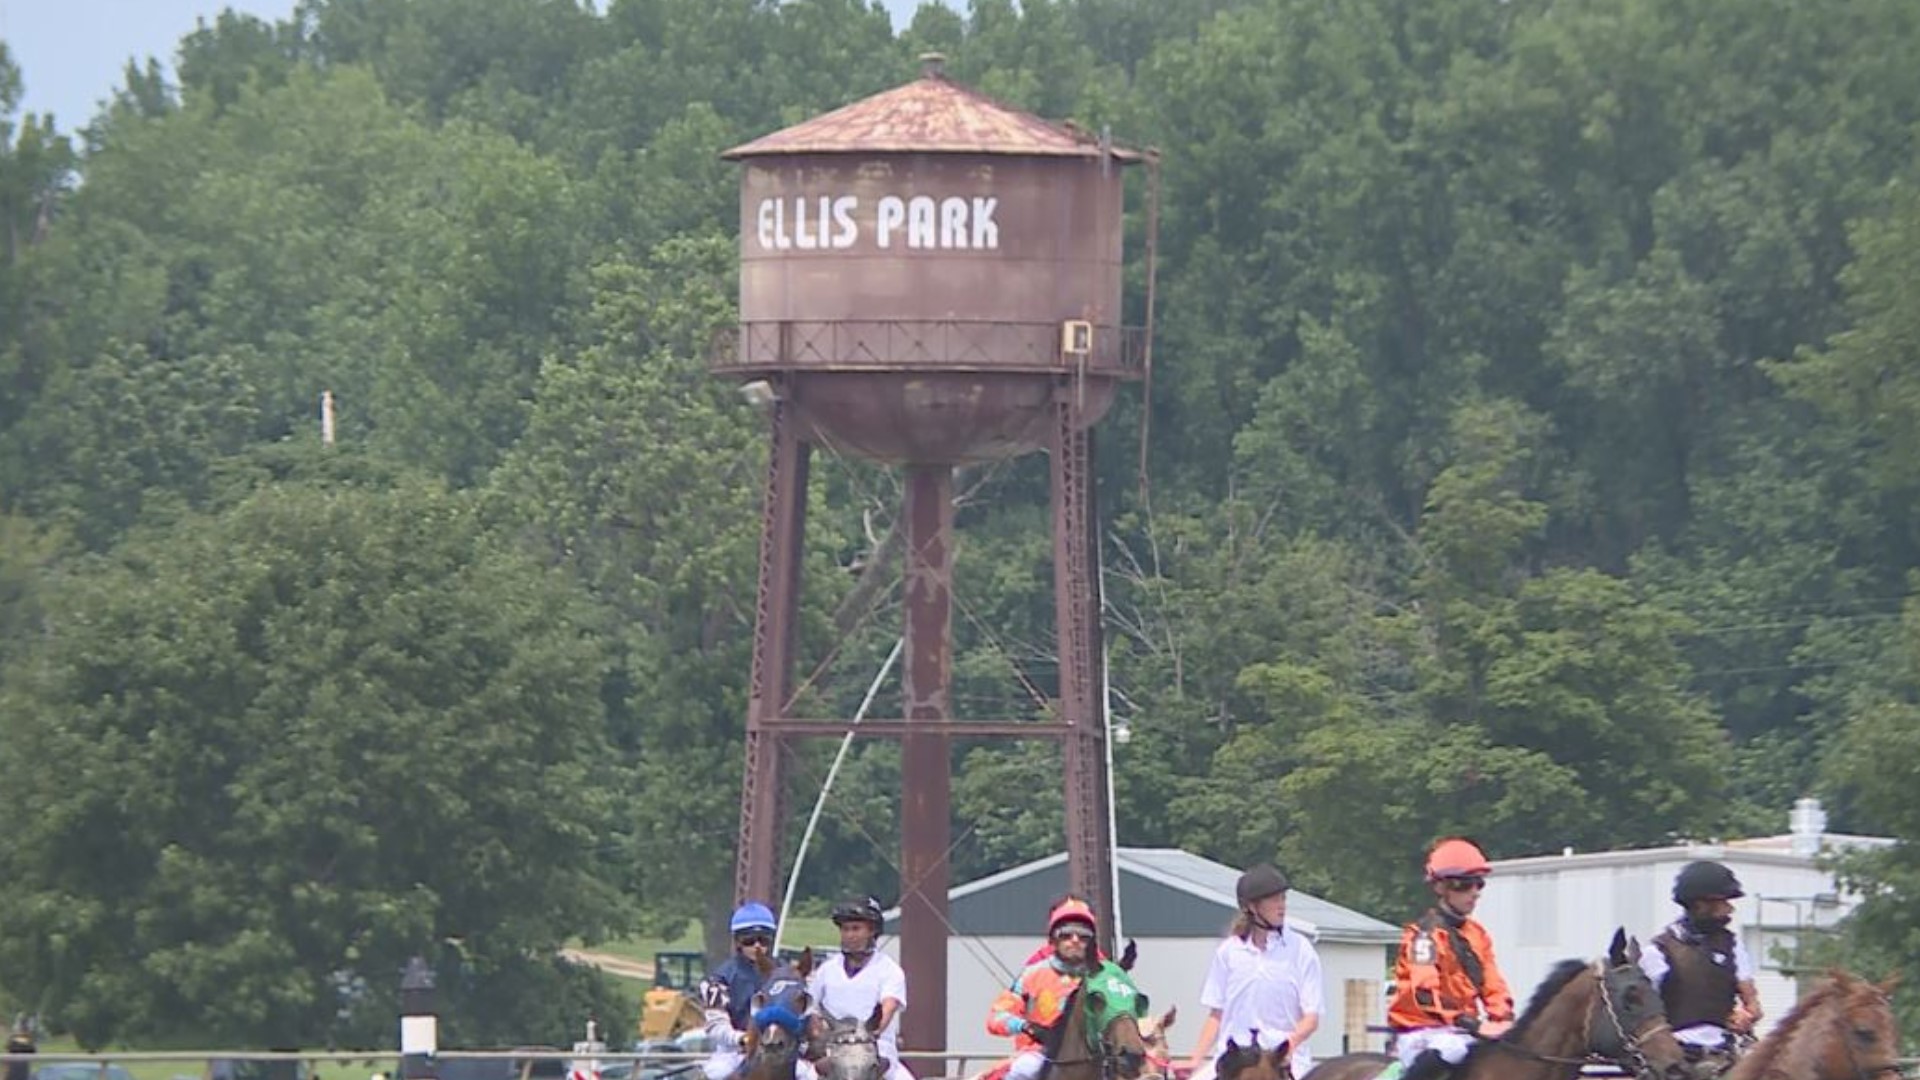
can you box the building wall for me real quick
[1473,853,1858,1036]
[883,935,1392,1069]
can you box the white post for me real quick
[321,390,336,446]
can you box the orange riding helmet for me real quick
[1426,837,1493,882]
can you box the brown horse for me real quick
[1717,970,1900,1080]
[1217,1035,1294,1080]
[1041,977,1166,1080]
[1303,930,1691,1080]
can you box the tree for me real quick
[0,476,627,1047]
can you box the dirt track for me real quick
[562,948,655,981]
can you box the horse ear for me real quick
[1224,1036,1241,1054]
[1608,927,1628,966]
[799,946,815,976]
[1877,971,1902,997]
[1625,934,1642,965]
[866,1002,886,1034]
[1160,1006,1178,1032]
[1120,939,1139,972]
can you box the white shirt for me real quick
[1200,930,1323,1075]
[1638,921,1754,1047]
[808,950,909,1061]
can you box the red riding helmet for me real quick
[1048,897,1099,937]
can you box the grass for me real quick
[30,1038,400,1080]
[583,916,842,968]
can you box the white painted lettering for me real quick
[940,197,969,249]
[907,196,936,248]
[830,196,858,248]
[876,196,905,248]
[757,200,776,251]
[971,197,999,249]
[772,197,791,250]
[794,196,816,250]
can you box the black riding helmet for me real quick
[1236,863,1290,906]
[831,894,885,927]
[1673,860,1744,904]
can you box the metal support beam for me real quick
[1052,392,1117,960]
[758,719,1067,738]
[735,395,811,909]
[899,465,954,1071]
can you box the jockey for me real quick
[988,899,1105,1080]
[1639,861,1762,1072]
[805,894,915,1080]
[700,901,810,1080]
[1389,838,1515,1080]
[1023,894,1109,966]
[1185,864,1323,1080]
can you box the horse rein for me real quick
[1470,963,1669,1076]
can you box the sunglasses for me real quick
[1444,878,1487,893]
[736,933,774,948]
[1054,929,1095,943]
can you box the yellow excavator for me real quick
[639,951,710,1041]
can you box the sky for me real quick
[2,0,936,133]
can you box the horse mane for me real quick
[1497,959,1593,1047]
[1734,975,1846,1079]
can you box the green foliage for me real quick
[0,479,625,1047]
[4,0,1920,1044]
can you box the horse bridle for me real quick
[1474,962,1671,1078]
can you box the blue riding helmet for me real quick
[731,901,778,934]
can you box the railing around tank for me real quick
[708,320,1147,376]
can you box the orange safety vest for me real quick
[1388,909,1515,1030]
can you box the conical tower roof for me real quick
[721,54,1142,161]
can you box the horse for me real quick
[1303,929,1692,1080]
[1717,969,1900,1080]
[810,1004,889,1080]
[1217,1034,1294,1080]
[739,948,817,1080]
[1039,973,1166,1080]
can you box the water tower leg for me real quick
[900,464,953,1076]
[1051,401,1117,959]
[736,398,812,909]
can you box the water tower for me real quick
[711,54,1152,1062]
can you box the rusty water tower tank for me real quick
[715,53,1144,462]
[711,53,1152,1072]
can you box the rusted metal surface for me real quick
[718,63,1152,1059]
[1051,396,1117,960]
[788,371,1114,465]
[899,466,953,1072]
[723,55,1142,161]
[712,321,1146,376]
[756,719,1069,737]
[734,397,810,910]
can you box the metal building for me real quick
[879,847,1400,1070]
[1471,798,1892,1036]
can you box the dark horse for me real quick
[1217,1035,1294,1080]
[739,948,817,1080]
[1717,969,1900,1080]
[1303,930,1692,1080]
